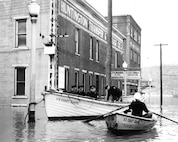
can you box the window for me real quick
[96,40,99,62]
[138,34,141,45]
[82,72,86,91]
[89,73,93,86]
[15,67,26,95]
[96,75,99,93]
[114,51,118,68]
[134,30,137,42]
[133,51,137,63]
[75,28,80,54]
[74,71,79,88]
[130,49,133,61]
[89,36,93,60]
[16,19,27,48]
[130,27,133,38]
[138,55,140,65]
[65,68,69,91]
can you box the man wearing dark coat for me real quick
[105,85,122,102]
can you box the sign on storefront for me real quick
[111,71,141,80]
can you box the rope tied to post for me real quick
[24,97,45,124]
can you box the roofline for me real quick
[81,0,126,39]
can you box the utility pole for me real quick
[154,43,168,110]
[105,0,112,100]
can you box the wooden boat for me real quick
[105,112,157,135]
[42,90,128,120]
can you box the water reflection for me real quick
[0,96,178,142]
[13,110,26,142]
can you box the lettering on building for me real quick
[59,0,123,51]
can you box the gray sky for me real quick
[85,0,178,67]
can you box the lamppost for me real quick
[28,0,40,123]
[122,61,128,96]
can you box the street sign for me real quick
[111,71,141,80]
[126,71,141,80]
[111,71,124,79]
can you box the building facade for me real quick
[0,0,125,106]
[112,15,142,95]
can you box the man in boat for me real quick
[78,85,86,96]
[71,85,78,94]
[105,85,122,102]
[87,85,98,99]
[124,91,152,118]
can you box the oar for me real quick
[83,105,128,123]
[152,112,178,124]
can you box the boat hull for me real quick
[42,91,128,120]
[105,113,157,135]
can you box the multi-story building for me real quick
[0,0,125,106]
[112,15,142,95]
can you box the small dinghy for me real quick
[105,112,157,135]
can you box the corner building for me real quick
[0,0,125,106]
[112,15,141,95]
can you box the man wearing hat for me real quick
[124,91,152,118]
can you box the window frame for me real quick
[74,70,79,88]
[96,40,99,62]
[89,72,93,86]
[14,67,26,96]
[89,36,94,60]
[65,67,70,91]
[75,28,80,55]
[15,18,27,48]
[114,51,118,68]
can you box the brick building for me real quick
[0,0,125,106]
[112,15,142,95]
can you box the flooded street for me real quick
[0,95,178,142]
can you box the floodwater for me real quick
[0,95,178,142]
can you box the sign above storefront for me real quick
[111,71,141,80]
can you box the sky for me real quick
[85,0,178,67]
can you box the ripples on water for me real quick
[0,96,178,142]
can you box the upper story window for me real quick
[75,28,80,55]
[96,40,99,62]
[134,30,137,42]
[114,51,118,68]
[138,34,141,45]
[130,49,133,61]
[15,19,27,48]
[130,27,133,38]
[89,36,94,60]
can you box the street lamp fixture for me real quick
[28,0,40,123]
[28,0,40,17]
[122,61,128,96]
[122,61,128,69]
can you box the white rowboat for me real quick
[105,112,157,135]
[42,91,128,120]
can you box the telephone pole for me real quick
[154,43,168,110]
[105,0,112,100]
